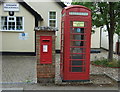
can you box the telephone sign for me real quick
[73,21,84,27]
[69,12,88,16]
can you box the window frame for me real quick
[48,11,57,28]
[0,16,24,32]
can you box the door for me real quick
[64,20,90,81]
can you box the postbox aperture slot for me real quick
[42,39,50,42]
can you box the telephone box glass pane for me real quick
[71,41,86,46]
[71,54,85,59]
[70,48,86,53]
[71,28,84,33]
[72,67,83,72]
[70,34,85,40]
[72,60,83,65]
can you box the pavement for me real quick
[90,49,119,61]
[0,49,120,91]
[2,55,37,83]
[1,82,119,90]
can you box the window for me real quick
[0,16,24,31]
[48,11,57,27]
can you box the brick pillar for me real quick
[35,28,56,83]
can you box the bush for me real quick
[92,58,120,68]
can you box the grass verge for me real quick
[91,58,120,68]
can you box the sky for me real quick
[61,0,72,6]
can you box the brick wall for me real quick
[35,30,56,83]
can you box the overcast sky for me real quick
[61,0,72,6]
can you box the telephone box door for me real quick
[65,20,91,80]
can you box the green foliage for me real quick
[72,2,120,61]
[92,59,120,67]
[72,2,120,35]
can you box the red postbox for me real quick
[40,36,52,64]
[60,5,91,81]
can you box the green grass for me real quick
[92,58,120,68]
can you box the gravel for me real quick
[55,49,119,85]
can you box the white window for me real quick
[0,16,24,31]
[48,11,57,27]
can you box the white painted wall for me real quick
[26,2,63,50]
[91,27,100,48]
[0,0,35,52]
[101,26,118,52]
[101,29,109,50]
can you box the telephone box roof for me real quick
[64,5,91,11]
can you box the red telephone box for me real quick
[60,5,91,81]
[40,36,52,64]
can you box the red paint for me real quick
[40,36,52,64]
[60,5,92,81]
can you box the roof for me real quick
[56,0,66,8]
[64,5,91,11]
[17,0,43,21]
[18,0,66,21]
[1,0,66,21]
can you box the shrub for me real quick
[92,58,120,68]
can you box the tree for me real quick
[72,2,120,61]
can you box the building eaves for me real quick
[55,0,66,8]
[17,0,43,21]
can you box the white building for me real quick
[1,0,118,55]
[0,0,66,55]
[101,26,119,52]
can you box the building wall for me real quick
[26,2,62,50]
[101,28,118,52]
[91,26,118,52]
[0,1,35,52]
[91,28,100,48]
[0,1,102,53]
